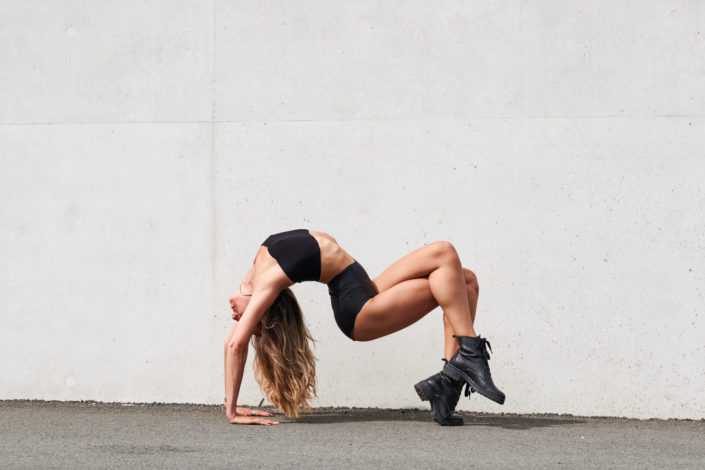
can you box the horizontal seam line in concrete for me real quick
[0,115,702,126]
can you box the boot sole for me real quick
[443,362,506,405]
[433,411,464,426]
[414,383,464,426]
[414,381,431,402]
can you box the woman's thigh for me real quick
[372,241,452,293]
[353,278,439,341]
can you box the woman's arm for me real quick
[226,338,278,424]
[224,282,282,425]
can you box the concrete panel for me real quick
[214,1,522,120]
[0,1,213,124]
[517,2,705,118]
[215,1,704,121]
[0,123,213,402]
[214,117,705,418]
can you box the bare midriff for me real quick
[308,230,355,284]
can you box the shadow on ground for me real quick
[1,401,586,430]
[284,407,586,429]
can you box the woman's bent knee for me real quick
[430,241,460,265]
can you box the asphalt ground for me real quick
[1,401,704,469]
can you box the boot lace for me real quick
[456,336,494,398]
[478,337,493,360]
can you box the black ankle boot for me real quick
[443,335,505,405]
[414,368,464,426]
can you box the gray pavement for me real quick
[1,401,704,469]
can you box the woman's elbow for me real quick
[226,339,247,356]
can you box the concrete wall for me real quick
[1,1,703,419]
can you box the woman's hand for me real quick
[228,414,279,425]
[226,407,278,426]
[235,406,275,418]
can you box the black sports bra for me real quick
[262,229,321,283]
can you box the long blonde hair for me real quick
[251,288,317,418]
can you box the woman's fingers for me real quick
[230,407,276,424]
[229,415,278,425]
[235,406,275,417]
[255,417,278,425]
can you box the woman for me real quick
[225,229,504,426]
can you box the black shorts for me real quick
[328,261,378,340]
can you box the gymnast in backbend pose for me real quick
[225,229,505,426]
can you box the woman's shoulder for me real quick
[253,246,294,287]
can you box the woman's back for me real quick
[255,229,355,285]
